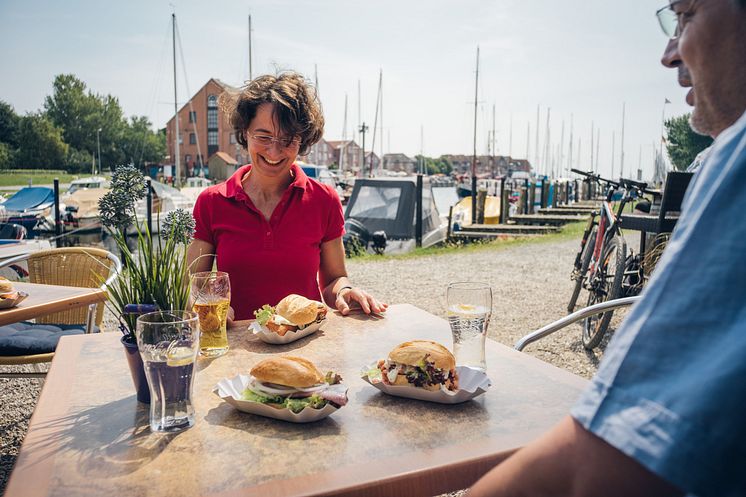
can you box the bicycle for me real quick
[567,169,652,349]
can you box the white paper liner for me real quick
[0,291,28,310]
[214,373,347,423]
[249,319,324,344]
[360,364,491,404]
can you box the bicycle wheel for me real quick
[568,227,597,313]
[582,235,627,349]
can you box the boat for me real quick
[451,195,502,226]
[343,176,447,255]
[0,187,63,235]
[62,187,109,233]
[180,176,213,202]
[128,179,195,235]
[66,176,110,194]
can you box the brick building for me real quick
[383,153,416,174]
[165,78,246,180]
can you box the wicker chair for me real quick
[0,247,121,379]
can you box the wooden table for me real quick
[0,282,107,326]
[5,304,588,497]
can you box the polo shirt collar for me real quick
[220,163,308,200]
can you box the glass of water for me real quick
[446,282,492,371]
[136,310,199,433]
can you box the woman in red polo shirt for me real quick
[187,72,387,321]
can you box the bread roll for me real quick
[275,294,324,326]
[388,340,456,371]
[251,356,324,388]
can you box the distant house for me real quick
[165,78,247,181]
[383,153,416,174]
[208,151,239,182]
[441,154,532,177]
[364,151,381,175]
[301,139,335,167]
[327,140,362,174]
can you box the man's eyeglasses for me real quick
[248,133,301,149]
[656,0,693,39]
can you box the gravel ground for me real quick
[0,234,628,495]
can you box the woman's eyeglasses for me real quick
[248,133,300,149]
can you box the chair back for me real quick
[27,247,115,326]
[657,171,694,232]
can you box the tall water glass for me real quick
[190,271,231,357]
[446,282,492,371]
[136,310,199,433]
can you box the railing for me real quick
[513,296,641,351]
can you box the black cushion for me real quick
[0,323,87,356]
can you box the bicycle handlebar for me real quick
[570,169,654,195]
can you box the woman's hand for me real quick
[226,306,236,327]
[335,287,388,316]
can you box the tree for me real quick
[664,114,714,171]
[0,142,14,169]
[14,113,68,169]
[120,116,166,167]
[44,74,126,170]
[0,101,19,147]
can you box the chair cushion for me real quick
[0,322,88,356]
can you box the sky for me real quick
[0,0,692,181]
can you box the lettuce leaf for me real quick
[242,389,283,405]
[284,394,327,413]
[253,304,275,326]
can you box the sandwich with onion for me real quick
[242,356,347,413]
[253,294,327,336]
[0,277,18,300]
[374,340,459,391]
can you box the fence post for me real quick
[146,178,153,238]
[53,178,61,244]
[415,174,423,248]
[476,189,486,224]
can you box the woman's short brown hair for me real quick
[220,72,324,156]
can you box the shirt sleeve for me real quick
[321,186,345,243]
[571,112,746,497]
[192,190,215,245]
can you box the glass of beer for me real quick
[446,282,492,372]
[190,271,231,357]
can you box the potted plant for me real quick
[98,165,195,403]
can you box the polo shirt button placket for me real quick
[263,228,273,250]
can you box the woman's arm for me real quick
[318,237,387,314]
[186,239,215,274]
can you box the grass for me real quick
[0,171,85,188]
[349,220,588,263]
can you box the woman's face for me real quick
[245,103,300,180]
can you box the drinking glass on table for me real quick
[136,310,199,433]
[446,282,492,372]
[190,271,231,357]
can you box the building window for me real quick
[189,133,196,145]
[207,108,218,128]
[208,131,218,146]
[207,95,217,108]
[189,111,197,123]
[185,154,192,165]
[229,133,236,144]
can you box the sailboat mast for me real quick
[491,104,496,176]
[619,102,627,178]
[248,15,253,80]
[172,13,179,185]
[471,46,479,224]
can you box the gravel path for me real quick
[0,233,628,495]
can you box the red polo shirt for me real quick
[193,164,345,320]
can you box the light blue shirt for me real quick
[572,110,746,497]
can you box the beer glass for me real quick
[190,271,231,357]
[446,282,492,371]
[136,310,199,433]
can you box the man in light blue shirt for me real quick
[469,1,746,496]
